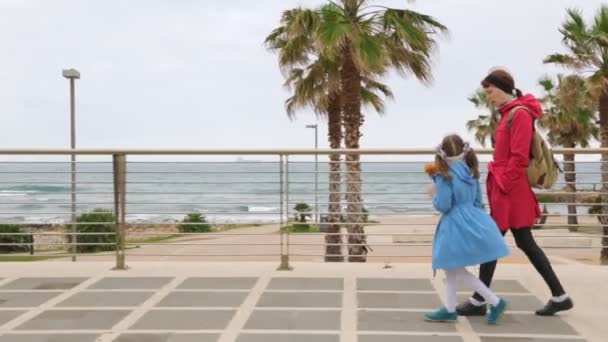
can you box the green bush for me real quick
[0,224,32,253]
[293,203,312,223]
[282,223,319,233]
[177,213,212,233]
[67,209,116,253]
[588,196,603,216]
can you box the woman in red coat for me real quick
[456,68,573,316]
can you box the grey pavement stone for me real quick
[57,291,154,307]
[359,336,463,342]
[0,292,61,307]
[468,314,579,336]
[358,310,457,332]
[0,310,26,325]
[88,277,173,290]
[15,310,131,330]
[177,278,258,290]
[257,292,342,308]
[267,278,343,290]
[358,292,442,309]
[0,278,87,290]
[480,337,586,342]
[244,310,341,330]
[156,292,248,307]
[129,310,236,330]
[237,334,339,342]
[0,334,100,342]
[357,278,434,291]
[114,333,220,342]
[457,294,544,312]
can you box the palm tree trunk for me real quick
[325,91,343,262]
[600,89,608,264]
[340,39,367,262]
[563,143,578,231]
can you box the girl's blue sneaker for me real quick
[486,299,508,325]
[425,307,458,322]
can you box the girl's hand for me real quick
[427,184,436,198]
[424,162,439,178]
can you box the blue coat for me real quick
[432,161,510,270]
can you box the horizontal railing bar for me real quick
[0,201,591,206]
[1,147,607,154]
[0,232,115,236]
[122,253,282,257]
[2,211,607,217]
[0,243,115,246]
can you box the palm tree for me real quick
[537,75,599,231]
[316,0,448,261]
[544,6,608,261]
[466,90,499,147]
[265,7,393,262]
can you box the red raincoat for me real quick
[487,94,542,231]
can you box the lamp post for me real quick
[62,68,80,262]
[305,124,318,224]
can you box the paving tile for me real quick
[177,278,258,290]
[358,310,457,332]
[0,334,100,342]
[359,336,463,342]
[267,278,343,290]
[457,294,544,312]
[114,333,220,342]
[0,310,26,325]
[88,277,173,290]
[257,292,341,308]
[129,310,236,330]
[357,278,434,291]
[57,291,153,307]
[15,310,131,330]
[358,293,442,309]
[468,314,579,335]
[480,337,586,342]
[244,310,340,330]
[237,334,339,342]
[0,278,87,290]
[156,292,248,307]
[0,292,60,307]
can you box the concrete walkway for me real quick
[0,262,605,342]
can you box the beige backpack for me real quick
[507,106,561,190]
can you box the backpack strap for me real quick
[506,105,532,129]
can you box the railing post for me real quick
[278,154,292,271]
[112,154,128,270]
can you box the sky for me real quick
[0,0,605,161]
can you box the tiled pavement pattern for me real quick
[0,276,585,342]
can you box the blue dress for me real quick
[431,161,510,270]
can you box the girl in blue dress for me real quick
[425,134,510,324]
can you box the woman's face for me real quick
[483,85,509,108]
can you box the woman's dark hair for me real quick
[481,69,523,97]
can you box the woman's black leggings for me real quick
[472,227,566,302]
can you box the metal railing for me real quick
[0,148,606,269]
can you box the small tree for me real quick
[0,224,32,253]
[294,203,312,223]
[67,209,116,253]
[177,213,212,233]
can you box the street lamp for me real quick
[62,68,80,262]
[305,124,318,224]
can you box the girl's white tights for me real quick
[444,268,500,313]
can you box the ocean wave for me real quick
[237,206,279,213]
[0,185,73,194]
